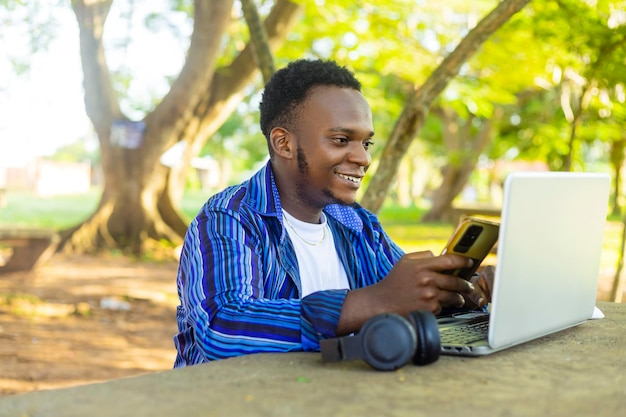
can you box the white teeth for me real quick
[337,173,361,184]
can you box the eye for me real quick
[363,140,374,150]
[332,136,349,144]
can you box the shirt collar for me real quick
[246,161,364,233]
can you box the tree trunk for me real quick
[609,139,625,217]
[611,216,626,302]
[241,0,276,84]
[62,0,302,255]
[422,110,494,222]
[162,0,302,223]
[361,0,531,214]
[560,76,594,172]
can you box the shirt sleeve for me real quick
[300,289,348,351]
[175,206,347,364]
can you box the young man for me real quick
[174,59,490,367]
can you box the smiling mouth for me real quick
[336,173,362,185]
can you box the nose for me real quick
[348,142,372,168]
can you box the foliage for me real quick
[3,0,626,217]
[204,0,537,185]
[49,136,100,164]
[0,0,64,74]
[103,1,193,119]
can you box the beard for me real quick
[296,144,309,175]
[295,145,348,207]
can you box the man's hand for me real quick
[377,251,477,315]
[337,251,476,335]
[463,265,496,309]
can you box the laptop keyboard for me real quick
[440,319,489,345]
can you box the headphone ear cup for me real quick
[406,310,441,366]
[359,313,418,371]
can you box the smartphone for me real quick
[441,217,500,279]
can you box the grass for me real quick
[376,204,452,252]
[0,189,452,246]
[0,189,101,230]
[0,188,623,281]
[0,188,207,230]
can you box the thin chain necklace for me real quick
[283,212,327,246]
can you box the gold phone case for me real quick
[441,217,500,279]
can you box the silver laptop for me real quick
[439,171,610,356]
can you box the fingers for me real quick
[463,266,495,308]
[402,251,473,272]
[439,289,467,310]
[465,266,496,308]
[403,250,434,260]
[475,279,490,304]
[418,272,475,311]
[463,285,488,309]
[479,266,496,293]
[382,253,480,314]
[429,272,475,294]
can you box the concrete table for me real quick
[1,301,624,417]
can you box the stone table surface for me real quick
[1,301,624,417]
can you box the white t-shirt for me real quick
[282,210,350,298]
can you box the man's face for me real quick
[290,85,374,209]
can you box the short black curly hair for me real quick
[259,59,362,153]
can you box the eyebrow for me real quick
[328,127,375,138]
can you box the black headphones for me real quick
[320,310,441,371]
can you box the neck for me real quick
[272,164,323,224]
[282,204,323,224]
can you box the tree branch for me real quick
[241,0,275,84]
[187,0,303,149]
[361,0,532,213]
[147,0,235,148]
[71,0,120,135]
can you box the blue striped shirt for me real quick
[173,162,404,367]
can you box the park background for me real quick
[0,0,625,396]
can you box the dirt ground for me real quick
[0,252,622,398]
[0,253,180,397]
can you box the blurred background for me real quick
[2,0,625,294]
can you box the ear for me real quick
[269,127,295,160]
